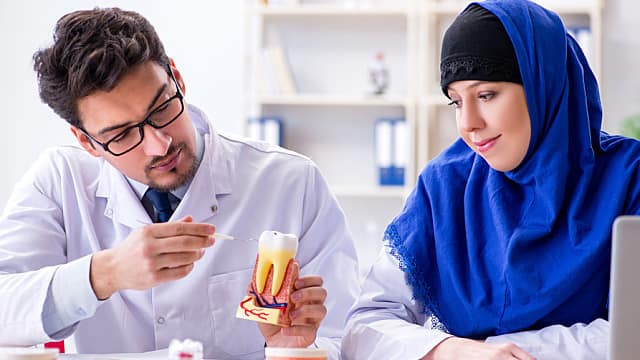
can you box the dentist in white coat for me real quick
[0,7,358,360]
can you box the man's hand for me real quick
[422,337,536,360]
[259,264,328,348]
[90,216,215,299]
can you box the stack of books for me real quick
[255,45,297,96]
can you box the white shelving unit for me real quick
[244,0,418,275]
[243,0,603,275]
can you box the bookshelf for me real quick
[243,0,603,275]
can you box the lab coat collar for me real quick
[95,164,151,228]
[171,105,232,223]
[95,104,233,227]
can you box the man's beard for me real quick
[144,142,200,192]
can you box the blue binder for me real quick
[375,118,406,186]
[248,116,283,146]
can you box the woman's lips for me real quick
[473,135,500,153]
[151,148,182,172]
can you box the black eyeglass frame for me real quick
[78,64,185,157]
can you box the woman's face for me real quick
[447,80,531,172]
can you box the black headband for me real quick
[440,4,522,97]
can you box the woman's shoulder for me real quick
[599,133,640,164]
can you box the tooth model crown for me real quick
[256,230,298,295]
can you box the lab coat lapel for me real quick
[172,120,232,224]
[96,161,152,228]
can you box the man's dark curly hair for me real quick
[33,7,170,128]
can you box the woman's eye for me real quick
[448,100,461,108]
[479,92,495,101]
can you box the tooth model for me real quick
[236,230,299,327]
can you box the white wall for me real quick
[601,0,640,133]
[0,1,245,208]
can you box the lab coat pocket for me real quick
[208,268,264,357]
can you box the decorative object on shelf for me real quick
[375,117,406,186]
[621,113,640,140]
[248,116,283,146]
[368,51,389,96]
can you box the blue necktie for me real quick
[145,189,173,223]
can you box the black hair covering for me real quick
[440,4,522,96]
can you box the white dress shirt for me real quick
[342,247,609,360]
[0,105,359,360]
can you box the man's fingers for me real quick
[291,286,327,305]
[289,304,327,325]
[149,221,215,238]
[154,250,204,270]
[155,263,195,282]
[294,275,323,290]
[158,234,214,253]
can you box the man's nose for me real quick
[141,126,172,156]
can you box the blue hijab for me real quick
[387,0,640,338]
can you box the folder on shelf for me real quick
[248,116,283,146]
[375,118,406,186]
[567,26,591,63]
[255,51,279,95]
[256,46,297,96]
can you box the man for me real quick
[0,8,358,360]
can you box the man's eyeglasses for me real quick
[79,64,185,157]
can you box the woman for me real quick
[342,0,640,359]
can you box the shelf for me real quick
[420,94,449,107]
[332,186,408,198]
[252,5,410,17]
[259,94,410,107]
[430,1,597,15]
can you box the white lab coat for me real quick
[342,248,609,360]
[0,106,359,360]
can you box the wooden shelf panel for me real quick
[252,5,410,17]
[259,94,410,107]
[430,1,598,15]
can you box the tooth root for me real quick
[255,255,272,294]
[271,260,287,295]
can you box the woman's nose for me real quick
[457,102,485,133]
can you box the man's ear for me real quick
[168,57,186,95]
[70,126,101,158]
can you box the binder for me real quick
[375,118,406,186]
[248,116,283,146]
[256,46,297,95]
[567,26,591,62]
